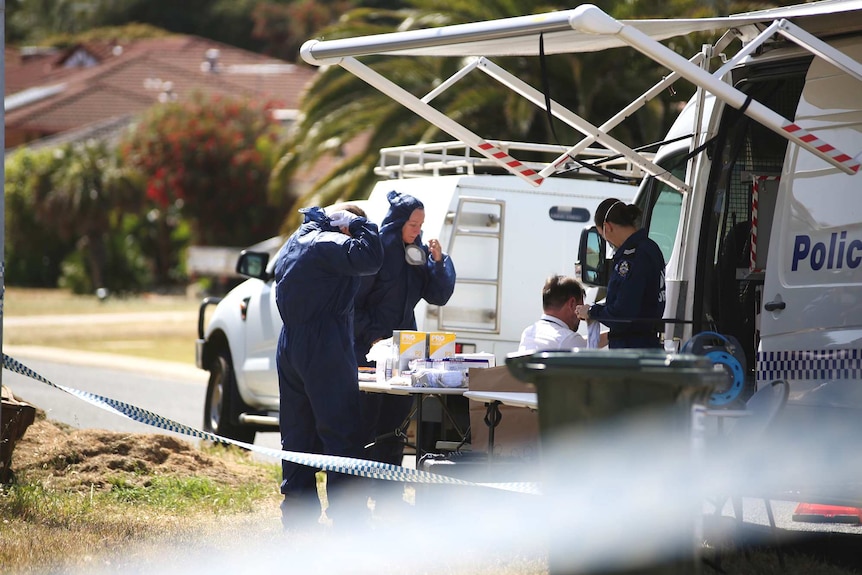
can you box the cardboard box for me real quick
[468,365,534,393]
[467,366,540,459]
[391,330,428,376]
[428,331,457,359]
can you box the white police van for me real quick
[297,2,862,502]
[196,142,637,442]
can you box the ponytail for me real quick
[596,198,640,228]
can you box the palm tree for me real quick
[34,141,143,291]
[270,6,424,229]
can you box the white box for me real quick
[456,352,496,368]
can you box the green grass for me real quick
[0,424,285,574]
[0,475,284,574]
[104,474,271,511]
[7,331,197,364]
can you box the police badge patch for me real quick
[617,260,631,277]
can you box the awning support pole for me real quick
[421,58,481,104]
[537,53,705,180]
[476,58,689,192]
[776,19,862,83]
[569,5,860,174]
[339,56,545,186]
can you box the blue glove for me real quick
[328,210,360,229]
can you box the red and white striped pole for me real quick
[750,176,780,273]
[751,178,758,272]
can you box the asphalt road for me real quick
[3,346,862,539]
[2,348,283,453]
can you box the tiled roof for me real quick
[4,35,376,204]
[5,35,318,147]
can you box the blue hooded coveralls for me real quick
[274,207,383,510]
[353,191,456,465]
[589,228,666,348]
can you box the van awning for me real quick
[301,1,862,186]
[301,0,862,60]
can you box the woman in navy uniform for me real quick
[575,198,666,349]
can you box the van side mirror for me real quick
[236,250,271,281]
[577,226,609,287]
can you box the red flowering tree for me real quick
[120,92,287,247]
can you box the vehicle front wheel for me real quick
[203,351,256,444]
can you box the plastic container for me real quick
[506,349,720,437]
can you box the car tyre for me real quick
[203,350,257,444]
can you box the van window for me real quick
[639,159,686,263]
[696,61,810,373]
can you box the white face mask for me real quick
[405,244,426,266]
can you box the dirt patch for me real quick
[11,412,272,491]
[2,411,285,575]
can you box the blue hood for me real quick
[380,191,424,246]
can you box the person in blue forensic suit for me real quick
[274,204,383,530]
[354,191,456,472]
[575,198,666,349]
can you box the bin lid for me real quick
[505,348,715,372]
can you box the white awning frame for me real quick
[574,9,861,175]
[474,57,690,192]
[301,3,862,186]
[300,1,862,60]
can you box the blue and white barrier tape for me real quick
[3,354,540,495]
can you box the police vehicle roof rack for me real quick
[375,140,653,180]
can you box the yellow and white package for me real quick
[391,330,428,376]
[427,331,457,359]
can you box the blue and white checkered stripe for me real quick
[3,354,539,495]
[757,348,862,385]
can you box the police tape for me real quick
[3,354,540,495]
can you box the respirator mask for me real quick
[405,244,426,266]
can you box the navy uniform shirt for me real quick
[589,228,666,348]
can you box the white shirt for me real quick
[518,314,595,352]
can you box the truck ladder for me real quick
[438,196,505,334]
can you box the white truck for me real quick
[196,142,637,441]
[297,1,862,498]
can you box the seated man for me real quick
[518,275,606,352]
